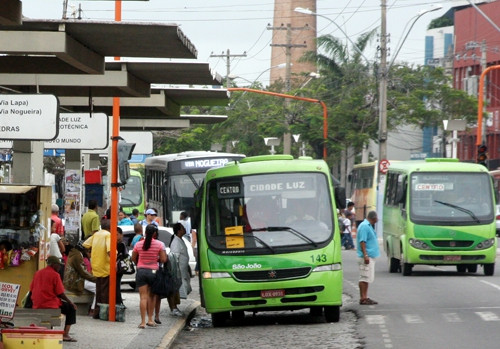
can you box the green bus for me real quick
[195,155,345,326]
[383,158,497,276]
[120,169,145,221]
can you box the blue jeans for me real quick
[342,233,354,250]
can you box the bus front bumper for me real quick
[202,269,343,314]
[406,245,497,265]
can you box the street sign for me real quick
[45,113,109,150]
[379,159,391,174]
[0,94,59,140]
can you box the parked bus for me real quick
[144,151,245,227]
[195,155,345,326]
[383,158,496,276]
[120,169,145,221]
[349,161,379,224]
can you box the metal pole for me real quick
[378,0,388,162]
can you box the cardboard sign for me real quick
[0,282,21,319]
[225,225,244,249]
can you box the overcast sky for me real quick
[21,0,462,86]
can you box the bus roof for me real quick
[144,151,245,170]
[206,155,329,178]
[387,159,489,174]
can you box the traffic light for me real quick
[117,140,136,185]
[477,144,488,167]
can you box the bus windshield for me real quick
[168,173,206,219]
[120,174,143,207]
[410,172,494,225]
[206,172,333,254]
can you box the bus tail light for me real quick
[313,264,342,272]
[475,238,495,250]
[202,271,231,279]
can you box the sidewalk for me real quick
[59,286,199,349]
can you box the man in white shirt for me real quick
[342,211,355,250]
[179,211,192,242]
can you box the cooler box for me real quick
[2,326,64,349]
[84,169,102,184]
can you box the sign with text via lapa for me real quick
[45,113,109,150]
[0,282,20,319]
[0,94,59,140]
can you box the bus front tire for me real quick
[466,264,478,273]
[484,263,495,276]
[402,263,412,276]
[324,306,340,323]
[211,312,229,327]
[389,257,400,273]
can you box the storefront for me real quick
[0,185,51,299]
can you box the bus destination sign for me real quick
[182,158,231,170]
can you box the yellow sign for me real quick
[225,226,245,249]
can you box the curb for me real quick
[156,300,200,349]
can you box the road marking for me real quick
[442,313,462,323]
[403,314,423,324]
[479,279,500,292]
[365,315,393,348]
[366,314,385,325]
[475,312,500,321]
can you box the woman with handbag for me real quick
[131,224,167,329]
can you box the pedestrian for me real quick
[140,208,159,227]
[48,219,65,280]
[129,208,139,225]
[131,222,144,247]
[116,227,127,306]
[83,219,111,319]
[63,242,97,315]
[167,222,192,317]
[356,210,380,305]
[30,256,78,342]
[118,210,134,226]
[51,204,64,236]
[342,211,355,250]
[82,199,100,239]
[178,211,192,242]
[131,224,167,329]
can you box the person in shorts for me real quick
[356,210,379,305]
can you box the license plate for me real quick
[444,255,461,261]
[261,289,285,298]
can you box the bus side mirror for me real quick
[335,186,347,210]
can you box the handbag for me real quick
[117,255,135,275]
[151,263,175,298]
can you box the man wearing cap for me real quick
[30,256,78,342]
[140,208,159,227]
[51,204,64,236]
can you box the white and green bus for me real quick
[195,155,345,326]
[383,158,497,276]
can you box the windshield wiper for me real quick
[263,226,318,247]
[225,233,275,253]
[434,200,480,223]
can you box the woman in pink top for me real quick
[132,224,167,328]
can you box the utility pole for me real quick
[210,49,247,87]
[268,23,308,154]
[378,0,388,163]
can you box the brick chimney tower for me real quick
[269,0,317,87]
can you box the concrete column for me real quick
[65,149,82,170]
[11,141,44,185]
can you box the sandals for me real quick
[63,337,78,342]
[360,298,378,305]
[146,322,157,327]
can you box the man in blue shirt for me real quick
[356,210,380,305]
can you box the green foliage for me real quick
[428,16,454,30]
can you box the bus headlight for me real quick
[313,264,342,272]
[202,272,231,279]
[409,238,430,250]
[475,238,496,250]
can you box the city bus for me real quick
[120,169,145,221]
[383,158,496,276]
[195,155,344,326]
[348,161,379,225]
[144,151,245,227]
